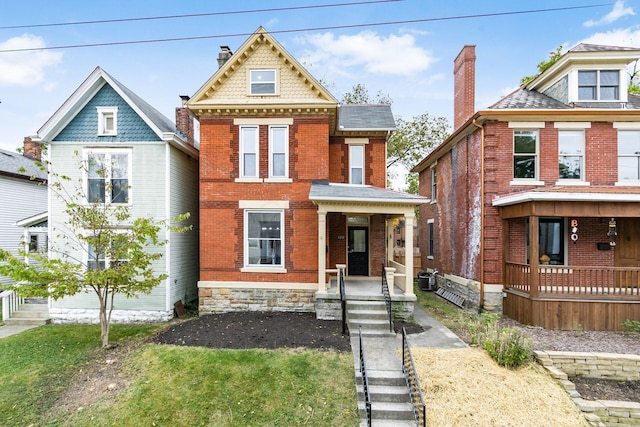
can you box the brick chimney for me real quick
[217,46,233,68]
[453,45,476,130]
[175,96,195,146]
[22,136,42,161]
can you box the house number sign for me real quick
[570,219,578,243]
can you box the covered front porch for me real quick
[496,192,640,331]
[309,182,428,320]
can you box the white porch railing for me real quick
[0,289,23,321]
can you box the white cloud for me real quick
[579,26,640,47]
[584,0,634,28]
[297,30,434,77]
[0,34,63,87]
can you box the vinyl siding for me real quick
[168,145,199,307]
[0,176,47,286]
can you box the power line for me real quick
[0,0,401,30]
[0,3,614,54]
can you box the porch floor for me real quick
[326,276,408,299]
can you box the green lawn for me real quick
[0,323,358,426]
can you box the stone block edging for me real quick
[535,350,640,427]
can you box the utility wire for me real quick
[0,3,614,54]
[0,0,401,30]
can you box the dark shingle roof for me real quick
[0,148,47,181]
[309,181,427,205]
[569,43,639,52]
[337,104,395,131]
[490,88,572,109]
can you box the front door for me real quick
[614,218,640,287]
[348,227,369,276]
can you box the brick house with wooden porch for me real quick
[187,28,427,318]
[413,44,640,331]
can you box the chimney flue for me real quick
[453,45,476,130]
[217,46,233,68]
[22,136,42,162]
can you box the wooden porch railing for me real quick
[505,262,640,297]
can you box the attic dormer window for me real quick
[578,70,619,100]
[97,107,118,135]
[250,69,276,95]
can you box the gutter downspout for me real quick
[472,119,485,313]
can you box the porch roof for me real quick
[493,190,640,207]
[309,181,429,206]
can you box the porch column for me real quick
[386,218,394,266]
[317,211,327,293]
[529,215,539,298]
[404,215,415,296]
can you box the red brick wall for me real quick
[586,123,617,185]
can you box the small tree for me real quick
[520,45,564,86]
[0,154,190,347]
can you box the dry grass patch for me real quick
[413,348,588,427]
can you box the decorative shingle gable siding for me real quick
[543,75,569,104]
[54,85,161,142]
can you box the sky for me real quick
[1,0,639,158]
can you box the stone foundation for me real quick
[50,308,172,324]
[199,286,316,315]
[436,274,503,313]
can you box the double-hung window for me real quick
[513,130,538,179]
[86,150,131,204]
[97,107,118,136]
[240,126,259,178]
[269,126,288,178]
[430,166,437,201]
[245,210,283,267]
[250,69,276,95]
[427,219,435,258]
[350,145,364,185]
[86,235,128,271]
[618,130,640,181]
[578,70,620,101]
[558,130,584,180]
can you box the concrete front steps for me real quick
[3,303,50,326]
[356,370,417,426]
[346,300,395,338]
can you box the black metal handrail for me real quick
[340,269,348,336]
[381,264,393,333]
[359,326,372,427]
[402,326,426,427]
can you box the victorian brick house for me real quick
[187,28,426,317]
[413,44,640,330]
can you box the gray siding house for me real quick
[37,67,199,323]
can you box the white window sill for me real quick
[509,179,545,186]
[240,266,287,273]
[235,177,263,183]
[427,256,434,260]
[555,180,590,186]
[615,181,640,187]
[264,177,292,183]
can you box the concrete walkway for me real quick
[0,324,39,339]
[351,302,467,372]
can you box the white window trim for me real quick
[557,129,586,183]
[569,68,627,103]
[242,209,286,271]
[97,107,118,136]
[249,69,278,96]
[512,129,540,182]
[430,165,437,204]
[268,125,289,179]
[83,229,129,271]
[83,148,132,205]
[349,144,365,185]
[239,125,259,179]
[427,218,435,260]
[616,128,640,185]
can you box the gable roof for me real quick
[188,27,338,111]
[0,148,47,181]
[337,105,396,131]
[38,67,184,144]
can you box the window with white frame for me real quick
[513,130,538,179]
[245,210,283,267]
[427,219,435,257]
[240,126,259,178]
[86,234,129,270]
[558,130,584,180]
[97,107,118,136]
[430,166,437,200]
[250,69,276,95]
[269,126,288,178]
[578,70,620,101]
[350,144,364,185]
[86,150,131,204]
[618,130,640,181]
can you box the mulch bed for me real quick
[571,376,640,403]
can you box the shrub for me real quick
[622,319,640,334]
[482,324,532,368]
[466,312,499,345]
